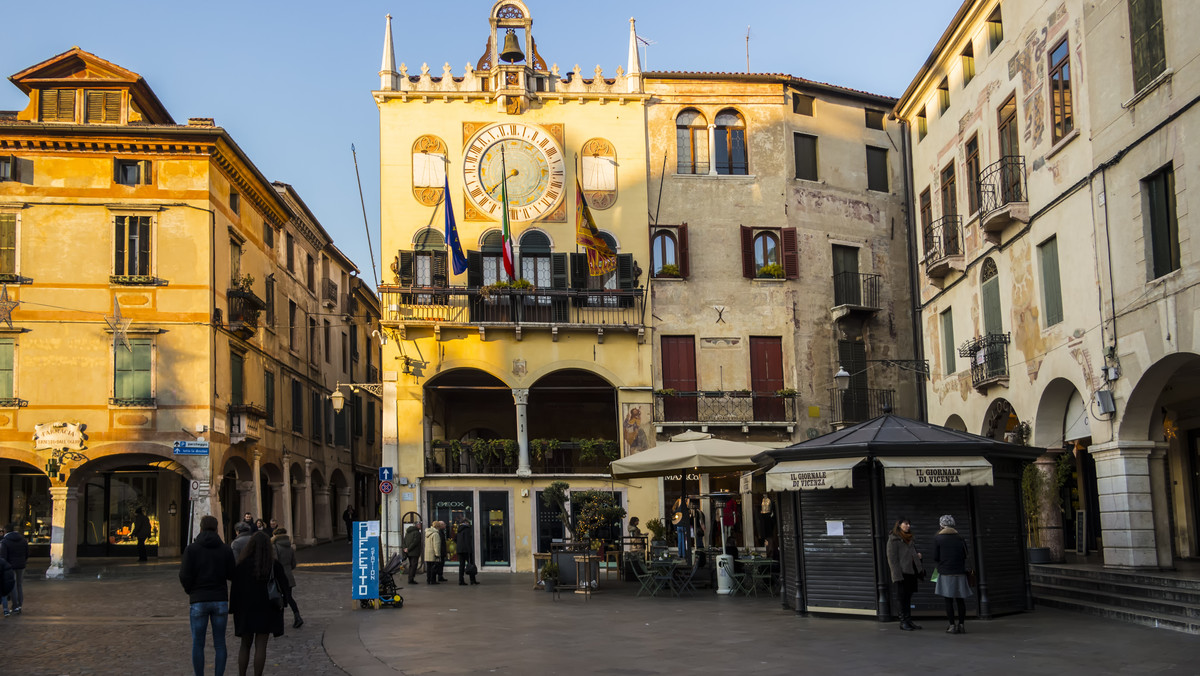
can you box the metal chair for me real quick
[674,561,700,596]
[750,562,776,597]
[719,557,749,596]
[631,557,660,597]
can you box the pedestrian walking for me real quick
[886,517,924,631]
[242,513,258,533]
[1,523,28,616]
[342,506,356,543]
[179,514,237,676]
[230,531,286,676]
[403,521,423,585]
[271,527,302,629]
[230,521,253,560]
[933,514,973,634]
[133,507,152,562]
[423,522,443,585]
[456,519,478,585]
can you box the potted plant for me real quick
[645,517,667,546]
[540,561,560,593]
[1022,452,1072,564]
[775,387,798,398]
[656,263,681,279]
[757,263,785,279]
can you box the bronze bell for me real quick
[499,29,525,63]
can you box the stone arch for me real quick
[260,462,284,527]
[1119,352,1200,442]
[943,414,967,432]
[330,468,351,539]
[981,397,1022,442]
[310,466,332,541]
[1033,377,1089,448]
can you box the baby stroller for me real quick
[378,553,405,608]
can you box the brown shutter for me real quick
[39,90,54,120]
[430,250,447,287]
[740,225,754,278]
[398,251,415,286]
[57,90,75,121]
[114,217,126,276]
[86,91,102,123]
[677,223,690,279]
[782,227,799,279]
[105,91,121,122]
[139,160,152,185]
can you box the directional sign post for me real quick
[173,440,210,456]
[379,467,394,483]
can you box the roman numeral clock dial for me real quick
[462,123,566,221]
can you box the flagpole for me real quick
[500,145,514,281]
[574,153,581,256]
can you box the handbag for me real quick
[267,568,286,610]
[464,562,478,576]
[917,567,928,582]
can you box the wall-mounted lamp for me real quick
[168,500,178,517]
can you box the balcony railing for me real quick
[832,272,882,310]
[321,278,338,308]
[426,439,616,475]
[110,397,156,407]
[227,289,264,337]
[827,387,894,426]
[959,332,1011,389]
[653,390,796,424]
[978,156,1028,234]
[379,285,645,328]
[677,161,711,175]
[924,215,964,277]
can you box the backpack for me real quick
[0,558,14,598]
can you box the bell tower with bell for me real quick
[482,1,544,115]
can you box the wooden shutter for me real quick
[397,250,415,286]
[569,252,587,290]
[740,225,755,278]
[551,253,568,289]
[617,253,634,308]
[1039,237,1063,326]
[39,90,55,120]
[136,216,151,276]
[677,223,690,279]
[0,214,15,275]
[105,91,121,122]
[782,227,799,279]
[982,276,1003,335]
[86,91,103,123]
[430,250,448,287]
[139,160,152,185]
[114,217,127,275]
[466,251,482,287]
[41,89,75,121]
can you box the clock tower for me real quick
[374,2,654,572]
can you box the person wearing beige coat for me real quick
[423,522,444,585]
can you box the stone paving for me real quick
[2,542,1199,675]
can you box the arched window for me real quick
[412,228,445,287]
[676,109,709,175]
[980,258,1001,335]
[590,232,619,292]
[519,230,552,288]
[479,230,504,285]
[753,231,779,273]
[714,109,747,175]
[413,228,445,252]
[652,231,678,276]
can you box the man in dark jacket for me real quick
[132,507,152,561]
[455,519,478,585]
[403,521,423,584]
[1,523,27,616]
[180,514,236,676]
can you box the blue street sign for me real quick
[352,521,380,601]
[378,467,393,482]
[172,440,210,455]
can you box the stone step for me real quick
[1030,564,1200,591]
[1032,581,1200,621]
[1029,571,1200,605]
[1034,593,1200,635]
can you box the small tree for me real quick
[571,490,626,543]
[541,480,574,537]
[1022,452,1072,548]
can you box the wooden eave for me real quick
[8,46,174,124]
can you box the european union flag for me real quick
[444,174,468,275]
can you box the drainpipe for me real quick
[897,119,928,422]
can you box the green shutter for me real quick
[114,217,127,276]
[0,214,16,275]
[0,338,13,399]
[982,277,1003,335]
[941,309,956,375]
[1039,237,1064,326]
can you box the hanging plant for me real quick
[575,438,619,462]
[531,438,560,462]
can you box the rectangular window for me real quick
[335,403,348,447]
[264,369,275,427]
[1038,236,1064,326]
[940,308,956,375]
[1144,165,1179,279]
[39,88,75,122]
[230,351,244,406]
[342,332,349,371]
[286,233,295,272]
[961,42,975,86]
[938,78,950,115]
[0,155,15,182]
[0,337,13,399]
[1129,0,1166,92]
[114,338,153,403]
[309,317,318,364]
[917,107,928,141]
[793,133,818,181]
[919,188,933,231]
[288,301,299,350]
[114,159,151,186]
[792,93,813,116]
[866,146,889,192]
[84,90,121,124]
[113,215,151,277]
[366,400,376,444]
[263,221,274,248]
[306,255,316,291]
[324,320,332,363]
[350,324,359,362]
[965,135,981,215]
[941,163,957,217]
[1049,38,1074,143]
[291,379,303,433]
[312,391,323,442]
[264,275,275,328]
[865,110,885,130]
[229,191,240,215]
[352,393,364,438]
[987,7,1004,52]
[0,214,16,276]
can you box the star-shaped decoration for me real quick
[105,297,132,352]
[0,285,19,330]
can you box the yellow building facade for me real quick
[0,48,381,575]
[375,2,655,571]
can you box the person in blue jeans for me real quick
[672,498,691,560]
[180,514,237,675]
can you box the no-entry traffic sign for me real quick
[379,480,394,494]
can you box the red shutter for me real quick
[740,225,754,279]
[782,227,799,279]
[677,223,690,279]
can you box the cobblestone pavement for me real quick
[2,543,1199,676]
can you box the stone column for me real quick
[513,388,531,477]
[314,485,332,541]
[707,123,718,176]
[1034,452,1065,562]
[237,481,255,524]
[337,487,352,539]
[269,482,286,530]
[45,486,78,579]
[252,450,263,520]
[1088,441,1158,568]
[281,454,294,535]
[301,459,315,546]
[1148,444,1173,568]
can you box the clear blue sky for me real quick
[1,0,963,284]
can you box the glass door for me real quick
[479,491,510,567]
[428,490,474,564]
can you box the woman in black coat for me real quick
[455,519,478,585]
[229,531,287,676]
[933,514,973,635]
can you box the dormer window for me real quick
[85,90,121,124]
[39,89,76,122]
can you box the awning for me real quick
[877,456,993,487]
[765,456,866,491]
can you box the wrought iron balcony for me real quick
[653,390,796,425]
[831,272,882,321]
[321,278,338,308]
[827,387,894,426]
[227,288,264,338]
[959,332,1011,389]
[924,215,964,279]
[978,156,1029,238]
[425,439,617,475]
[379,285,646,334]
[109,397,156,407]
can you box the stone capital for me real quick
[512,388,530,406]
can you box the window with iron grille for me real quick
[1129,0,1166,92]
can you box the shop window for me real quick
[866,146,889,192]
[9,472,51,544]
[740,226,798,279]
[941,308,956,375]
[114,159,151,186]
[85,90,121,124]
[1143,164,1179,279]
[676,109,709,175]
[714,109,748,175]
[1039,236,1064,326]
[865,109,886,130]
[113,337,154,406]
[793,133,818,181]
[1129,0,1166,92]
[39,88,76,122]
[651,224,689,278]
[792,93,814,116]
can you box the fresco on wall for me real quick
[622,403,653,454]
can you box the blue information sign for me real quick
[172,440,210,456]
[378,467,393,482]
[352,521,380,601]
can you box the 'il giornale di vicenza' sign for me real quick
[879,457,993,487]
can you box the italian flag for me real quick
[500,146,516,279]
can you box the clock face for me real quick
[463,124,566,221]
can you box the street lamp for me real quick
[835,359,931,391]
[330,381,384,412]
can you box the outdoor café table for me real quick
[736,558,778,596]
[647,558,688,597]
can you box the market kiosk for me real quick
[754,415,1041,621]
